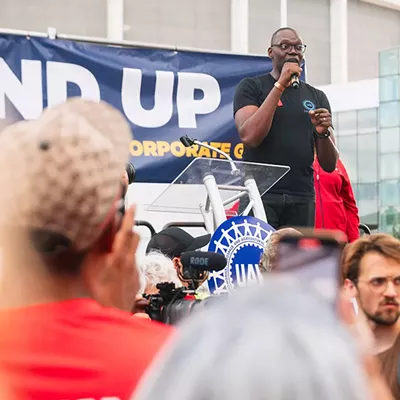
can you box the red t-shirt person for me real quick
[0,299,172,400]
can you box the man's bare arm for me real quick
[235,86,283,148]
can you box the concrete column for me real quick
[280,0,288,27]
[107,0,124,41]
[230,0,249,53]
[330,0,348,83]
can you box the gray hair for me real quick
[134,278,370,400]
[139,250,181,293]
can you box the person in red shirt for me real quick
[314,156,360,242]
[0,99,172,400]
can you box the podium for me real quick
[147,158,290,233]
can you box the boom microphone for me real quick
[179,135,240,176]
[180,135,195,148]
[180,251,227,272]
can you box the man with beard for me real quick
[343,234,400,354]
[233,27,338,229]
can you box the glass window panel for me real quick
[380,153,400,180]
[380,75,400,103]
[379,48,400,77]
[337,111,357,136]
[380,127,400,154]
[379,180,400,207]
[379,205,400,235]
[352,183,359,200]
[338,135,358,182]
[357,183,378,225]
[357,108,377,134]
[359,200,378,223]
[357,133,377,182]
[380,102,400,128]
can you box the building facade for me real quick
[328,46,400,234]
[0,0,399,85]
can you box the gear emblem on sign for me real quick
[207,216,275,295]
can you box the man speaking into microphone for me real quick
[234,27,338,229]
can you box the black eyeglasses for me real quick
[272,43,307,54]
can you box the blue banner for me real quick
[0,34,275,183]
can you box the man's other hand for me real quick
[309,108,332,135]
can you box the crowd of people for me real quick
[135,225,400,399]
[0,25,396,400]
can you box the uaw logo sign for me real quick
[207,216,275,295]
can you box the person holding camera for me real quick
[146,227,211,289]
[0,99,171,400]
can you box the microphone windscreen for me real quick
[180,136,193,148]
[180,251,227,272]
[125,162,136,184]
[291,75,300,89]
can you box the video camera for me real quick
[143,251,227,325]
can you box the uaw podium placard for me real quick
[207,216,275,295]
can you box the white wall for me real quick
[317,78,379,112]
[124,0,231,50]
[361,0,400,11]
[0,0,107,37]
[348,0,400,81]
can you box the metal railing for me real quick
[136,219,373,237]
[359,223,372,235]
[0,27,262,57]
[163,221,207,231]
[134,220,156,237]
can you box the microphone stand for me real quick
[180,135,240,176]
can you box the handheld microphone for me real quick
[290,74,300,89]
[285,58,300,89]
[180,251,227,272]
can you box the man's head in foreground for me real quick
[343,234,400,326]
[0,98,138,312]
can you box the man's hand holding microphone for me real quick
[276,60,302,90]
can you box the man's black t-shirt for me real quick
[233,73,331,197]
